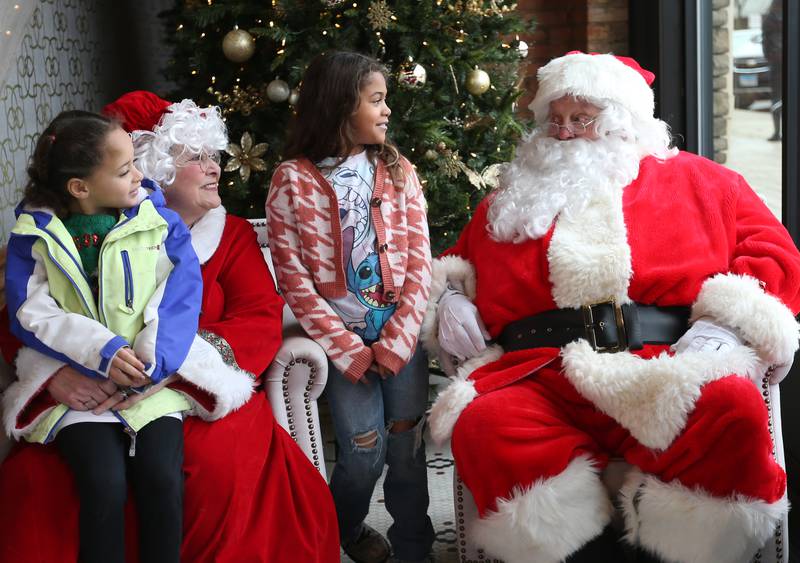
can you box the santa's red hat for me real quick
[102,90,172,133]
[529,51,656,124]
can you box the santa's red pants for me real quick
[453,368,784,515]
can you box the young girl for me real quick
[267,51,434,563]
[4,110,202,563]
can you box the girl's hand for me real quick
[109,347,150,387]
[92,374,178,414]
[370,362,394,379]
[46,365,117,411]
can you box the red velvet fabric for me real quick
[0,214,340,562]
[447,152,800,343]
[453,367,786,517]
[444,151,799,516]
[0,394,339,563]
[102,90,171,133]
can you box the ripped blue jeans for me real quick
[325,346,434,561]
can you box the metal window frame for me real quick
[782,0,799,240]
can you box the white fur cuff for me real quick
[620,469,788,563]
[428,344,503,445]
[692,273,799,366]
[470,455,613,563]
[2,347,65,439]
[428,378,477,445]
[562,340,760,450]
[176,334,255,420]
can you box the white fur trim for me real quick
[529,53,654,124]
[2,347,65,439]
[189,205,226,265]
[176,334,254,420]
[429,378,477,446]
[692,273,800,367]
[419,255,477,358]
[428,344,503,445]
[469,455,613,563]
[547,187,632,307]
[620,469,788,563]
[561,340,761,450]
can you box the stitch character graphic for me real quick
[332,166,371,246]
[341,226,395,342]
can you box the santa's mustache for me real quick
[487,130,642,243]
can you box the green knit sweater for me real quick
[63,213,117,288]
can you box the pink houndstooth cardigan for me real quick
[266,155,432,382]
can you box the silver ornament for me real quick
[266,79,291,103]
[397,62,427,89]
[517,40,529,59]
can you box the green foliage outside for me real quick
[164,0,534,253]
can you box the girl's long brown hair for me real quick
[283,51,400,174]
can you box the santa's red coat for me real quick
[422,151,800,563]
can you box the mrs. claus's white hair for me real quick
[132,99,228,187]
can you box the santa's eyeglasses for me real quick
[547,117,597,136]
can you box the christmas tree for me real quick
[164,0,533,252]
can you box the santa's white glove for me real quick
[671,318,742,354]
[437,286,491,360]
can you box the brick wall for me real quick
[516,0,629,120]
[712,0,731,164]
[516,0,588,119]
[587,0,629,54]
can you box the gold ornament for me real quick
[397,61,427,89]
[367,0,394,30]
[266,79,291,103]
[462,163,503,190]
[424,149,438,161]
[222,28,256,63]
[464,114,493,131]
[288,88,300,106]
[224,132,268,183]
[208,84,269,116]
[465,67,491,95]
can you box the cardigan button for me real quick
[385,290,396,301]
[371,197,382,207]
[379,243,389,253]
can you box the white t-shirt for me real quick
[318,151,396,343]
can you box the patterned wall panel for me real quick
[0,0,105,241]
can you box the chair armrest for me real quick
[263,332,328,480]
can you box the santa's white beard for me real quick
[487,130,643,243]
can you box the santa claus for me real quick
[421,51,800,563]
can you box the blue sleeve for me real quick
[148,212,202,382]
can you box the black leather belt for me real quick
[498,301,690,353]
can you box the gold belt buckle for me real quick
[580,299,627,353]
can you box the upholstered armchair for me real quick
[248,219,329,480]
[451,377,789,563]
